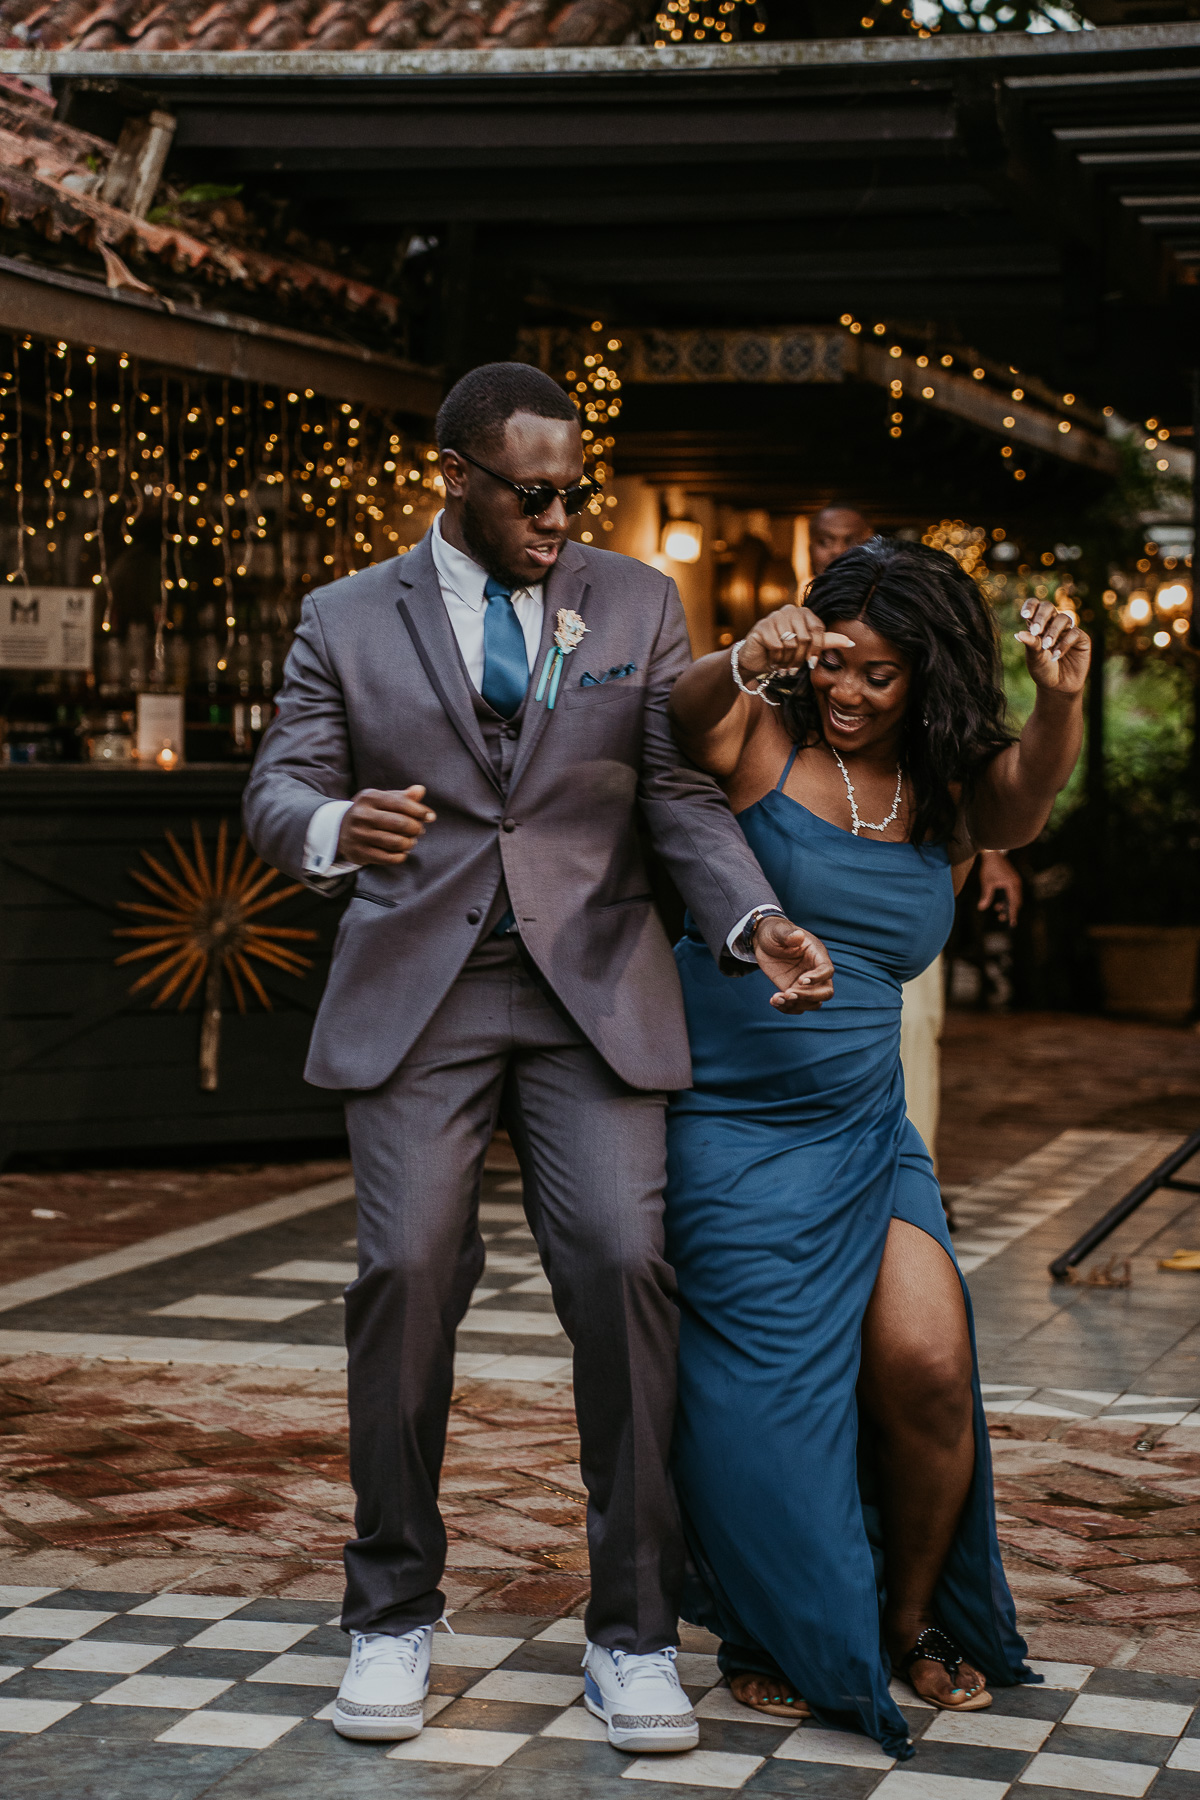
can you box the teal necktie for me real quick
[481,576,528,719]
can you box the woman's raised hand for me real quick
[1015,600,1091,695]
[737,605,856,680]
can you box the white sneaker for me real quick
[333,1626,432,1741]
[582,1639,700,1753]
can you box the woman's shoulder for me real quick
[723,713,804,814]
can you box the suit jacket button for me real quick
[502,819,516,833]
[467,909,481,925]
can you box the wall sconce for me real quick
[660,518,703,565]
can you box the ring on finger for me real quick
[781,631,797,641]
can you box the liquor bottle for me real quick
[2,675,60,764]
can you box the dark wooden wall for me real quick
[0,768,347,1162]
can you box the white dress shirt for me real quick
[301,517,773,957]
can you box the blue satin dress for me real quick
[665,747,1033,1759]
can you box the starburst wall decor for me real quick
[114,821,316,1092]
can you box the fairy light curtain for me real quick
[0,332,440,633]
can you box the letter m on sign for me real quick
[11,598,38,625]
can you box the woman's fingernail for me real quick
[807,654,818,668]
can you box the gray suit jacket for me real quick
[242,533,779,1092]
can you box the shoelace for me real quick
[608,1647,680,1690]
[352,1627,428,1676]
[352,1613,453,1677]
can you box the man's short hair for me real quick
[436,362,578,460]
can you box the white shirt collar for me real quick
[431,510,540,612]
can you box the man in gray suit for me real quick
[243,362,832,1754]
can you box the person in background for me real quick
[809,503,872,577]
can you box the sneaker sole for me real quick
[332,1706,424,1742]
[583,1686,699,1754]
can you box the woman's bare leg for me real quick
[858,1217,986,1706]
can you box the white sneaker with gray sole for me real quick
[582,1640,700,1753]
[333,1625,432,1741]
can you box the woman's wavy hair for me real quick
[778,537,1014,846]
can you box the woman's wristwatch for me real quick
[730,905,786,961]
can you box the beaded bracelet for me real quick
[730,638,780,707]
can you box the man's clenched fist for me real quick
[337,786,436,867]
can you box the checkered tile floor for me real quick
[2,1587,1198,1799]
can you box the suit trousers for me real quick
[340,938,683,1652]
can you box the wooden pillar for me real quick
[1190,369,1200,793]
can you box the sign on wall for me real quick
[0,588,94,671]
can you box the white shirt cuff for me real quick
[304,799,359,876]
[727,906,783,962]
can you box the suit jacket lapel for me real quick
[394,536,502,794]
[509,541,590,795]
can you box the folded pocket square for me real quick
[580,662,637,687]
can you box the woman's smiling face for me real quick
[809,615,912,754]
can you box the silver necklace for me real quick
[829,745,903,836]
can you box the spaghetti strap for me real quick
[774,745,801,793]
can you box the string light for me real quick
[557,320,621,537]
[652,0,756,40]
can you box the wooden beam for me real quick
[0,255,441,419]
[854,338,1119,474]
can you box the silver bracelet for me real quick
[730,638,780,707]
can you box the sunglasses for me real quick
[451,448,600,519]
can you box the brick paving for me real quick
[1,1017,1199,1791]
[938,1011,1200,1188]
[0,1161,351,1288]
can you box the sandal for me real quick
[729,1672,812,1720]
[897,1625,992,1712]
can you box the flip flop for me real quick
[898,1625,992,1712]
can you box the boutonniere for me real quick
[535,608,590,710]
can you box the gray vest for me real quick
[468,681,527,939]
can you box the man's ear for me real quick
[440,449,467,500]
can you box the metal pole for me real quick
[1049,1130,1200,1281]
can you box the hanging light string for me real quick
[280,387,296,596]
[241,381,256,580]
[43,342,56,552]
[61,343,76,497]
[10,335,27,586]
[89,351,115,632]
[175,376,190,595]
[115,353,127,519]
[158,374,172,669]
[220,378,235,653]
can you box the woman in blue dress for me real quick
[665,539,1089,1758]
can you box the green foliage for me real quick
[147,184,244,225]
[177,183,244,205]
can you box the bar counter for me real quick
[1,766,347,1163]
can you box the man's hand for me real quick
[753,915,835,1013]
[978,849,1022,926]
[337,786,435,867]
